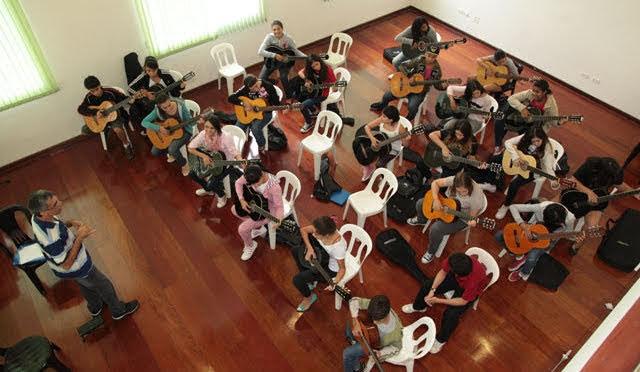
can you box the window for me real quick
[135,0,265,58]
[0,0,57,111]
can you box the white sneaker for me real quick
[479,183,497,193]
[495,205,509,220]
[251,226,267,239]
[167,154,176,163]
[241,241,258,261]
[430,340,445,354]
[195,188,214,197]
[401,304,427,314]
[181,164,190,177]
[421,252,434,264]
[216,195,228,208]
[407,217,425,226]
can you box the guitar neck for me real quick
[213,159,253,166]
[412,79,448,86]
[530,115,571,122]
[443,206,473,221]
[597,188,640,203]
[249,204,281,224]
[258,104,294,112]
[309,258,352,302]
[447,154,483,168]
[526,165,557,181]
[461,107,491,117]
[535,230,582,241]
[377,129,414,147]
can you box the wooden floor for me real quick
[1,8,639,371]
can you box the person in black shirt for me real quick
[77,76,134,160]
[423,119,479,178]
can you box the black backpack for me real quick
[123,52,143,85]
[597,208,640,272]
[387,167,430,223]
[528,254,569,291]
[313,155,342,201]
[267,125,288,151]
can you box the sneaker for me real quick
[181,164,190,177]
[300,122,313,133]
[167,154,176,163]
[508,271,524,282]
[241,241,258,261]
[216,195,228,208]
[251,226,267,239]
[430,340,445,354]
[89,306,103,317]
[508,256,527,272]
[569,244,580,256]
[307,281,318,291]
[112,300,140,320]
[421,252,434,264]
[124,145,135,160]
[495,205,509,220]
[401,304,427,314]
[195,188,214,197]
[140,130,147,137]
[407,217,426,226]
[369,102,384,111]
[479,183,497,193]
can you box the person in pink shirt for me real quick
[187,117,242,208]
[233,165,284,261]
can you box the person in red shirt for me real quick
[401,252,489,354]
[295,54,338,133]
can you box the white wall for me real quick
[0,0,410,167]
[412,0,640,119]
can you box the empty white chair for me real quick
[343,168,398,228]
[397,94,429,126]
[475,95,499,144]
[261,85,284,152]
[380,316,437,372]
[386,116,413,171]
[325,32,353,68]
[184,99,201,134]
[297,110,343,181]
[210,43,246,96]
[321,67,351,115]
[221,125,247,198]
[464,247,499,310]
[422,193,488,258]
[266,171,302,250]
[334,224,373,310]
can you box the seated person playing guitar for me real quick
[496,202,575,282]
[495,125,559,219]
[142,93,193,176]
[370,45,445,123]
[77,76,134,160]
[441,79,494,133]
[344,295,403,372]
[293,216,346,312]
[129,56,185,134]
[294,54,338,133]
[258,20,306,99]
[408,171,486,264]
[232,165,284,261]
[391,16,438,70]
[493,79,559,155]
[360,106,408,182]
[228,74,281,153]
[402,253,489,354]
[475,49,521,94]
[187,116,243,208]
[426,120,479,178]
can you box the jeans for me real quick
[504,174,534,206]
[414,198,468,255]
[74,265,126,315]
[412,271,474,342]
[151,130,191,167]
[301,97,325,125]
[495,230,551,275]
[189,167,232,197]
[379,90,426,121]
[392,51,410,70]
[343,321,366,372]
[259,63,292,98]
[236,112,272,148]
[292,267,337,297]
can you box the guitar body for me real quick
[560,189,608,218]
[187,149,226,179]
[476,63,511,86]
[234,97,268,125]
[504,106,543,132]
[422,141,466,169]
[435,92,470,119]
[147,118,185,150]
[502,223,550,255]
[264,46,298,69]
[351,130,391,166]
[234,185,270,221]
[389,73,425,97]
[422,192,459,224]
[298,236,331,271]
[354,315,382,350]
[501,150,537,178]
[83,102,118,133]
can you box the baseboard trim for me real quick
[0,135,90,174]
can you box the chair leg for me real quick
[435,235,449,257]
[498,248,508,258]
[263,123,270,151]
[268,223,276,250]
[356,213,366,228]
[464,227,471,245]
[358,269,364,284]
[383,207,388,228]
[100,132,108,151]
[342,201,350,220]
[473,298,480,310]
[291,207,300,225]
[531,179,545,199]
[296,144,304,167]
[217,76,221,90]
[313,154,321,181]
[479,127,486,144]
[23,266,46,295]
[421,220,432,234]
[335,291,342,310]
[226,77,234,97]
[332,146,338,165]
[404,359,415,372]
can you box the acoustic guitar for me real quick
[402,37,467,59]
[302,80,348,98]
[560,188,640,218]
[234,97,302,125]
[423,141,502,173]
[476,62,531,87]
[352,124,430,166]
[421,192,496,230]
[504,106,583,132]
[234,184,297,232]
[389,73,461,97]
[502,223,605,255]
[434,91,505,121]
[501,150,576,187]
[263,45,327,69]
[82,90,145,133]
[147,108,214,150]
[187,149,260,179]
[126,71,196,104]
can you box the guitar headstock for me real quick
[478,217,496,231]
[319,53,329,60]
[200,107,216,120]
[334,80,348,88]
[412,125,427,136]
[334,284,352,302]
[559,178,577,189]
[493,111,505,120]
[182,71,196,82]
[446,78,463,85]
[288,102,304,109]
[585,226,606,239]
[566,115,584,123]
[280,219,298,233]
[488,163,502,174]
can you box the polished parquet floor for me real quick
[1,8,639,372]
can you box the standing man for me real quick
[28,190,139,320]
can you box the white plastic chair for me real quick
[261,85,284,152]
[334,224,373,310]
[321,67,351,115]
[179,99,201,161]
[221,125,247,198]
[167,69,184,83]
[422,193,488,257]
[210,43,246,96]
[325,32,353,68]
[296,110,343,181]
[475,95,499,144]
[381,316,437,372]
[266,171,302,250]
[95,86,132,151]
[397,94,429,126]
[463,247,499,310]
[386,117,413,171]
[343,168,398,228]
